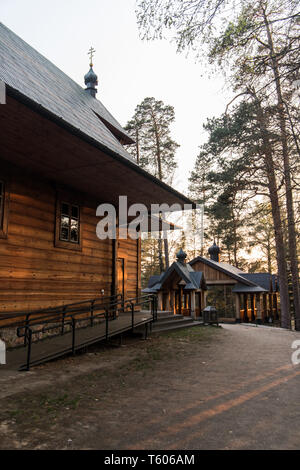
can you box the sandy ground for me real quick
[0,324,300,450]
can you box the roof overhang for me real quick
[119,214,182,233]
[1,86,194,211]
[232,284,267,294]
[93,111,135,145]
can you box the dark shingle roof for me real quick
[143,262,206,293]
[0,22,134,162]
[184,271,205,290]
[148,275,162,288]
[239,273,278,292]
[232,284,267,294]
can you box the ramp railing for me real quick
[0,293,158,370]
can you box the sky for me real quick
[2,0,231,194]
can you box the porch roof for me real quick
[239,273,278,292]
[232,284,267,294]
[143,263,206,293]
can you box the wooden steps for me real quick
[141,310,203,334]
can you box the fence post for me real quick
[26,328,32,371]
[61,306,66,335]
[121,294,124,314]
[72,318,76,355]
[105,309,109,340]
[90,300,95,327]
[24,314,29,346]
[131,302,135,332]
[153,295,158,322]
[151,296,154,322]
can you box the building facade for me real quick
[0,23,191,319]
[145,242,280,324]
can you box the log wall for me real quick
[0,162,140,314]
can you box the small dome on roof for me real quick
[84,66,98,86]
[208,242,220,262]
[84,66,98,97]
[176,248,187,264]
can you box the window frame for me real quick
[0,178,10,239]
[55,198,82,251]
[0,180,4,227]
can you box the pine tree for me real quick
[248,203,277,273]
[125,97,179,274]
[124,97,179,184]
[190,99,291,327]
[137,0,300,328]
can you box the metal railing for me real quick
[0,293,122,331]
[0,293,158,371]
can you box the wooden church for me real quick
[0,23,191,318]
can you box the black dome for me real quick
[208,242,220,262]
[84,66,98,97]
[84,66,98,86]
[176,248,187,264]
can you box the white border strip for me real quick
[0,80,6,104]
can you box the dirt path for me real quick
[0,324,300,450]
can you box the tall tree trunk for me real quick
[164,235,169,270]
[152,107,169,269]
[233,209,238,267]
[267,237,272,275]
[151,108,163,180]
[254,96,291,328]
[158,232,164,273]
[262,6,300,330]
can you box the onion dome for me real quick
[208,241,220,262]
[84,66,98,97]
[176,248,187,264]
[84,47,98,98]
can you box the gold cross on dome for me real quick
[88,46,96,67]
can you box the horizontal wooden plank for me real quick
[0,243,111,265]
[0,254,111,274]
[0,268,111,282]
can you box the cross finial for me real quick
[88,46,96,67]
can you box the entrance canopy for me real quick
[144,250,207,293]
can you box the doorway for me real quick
[117,258,125,300]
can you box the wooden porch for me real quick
[238,292,280,324]
[159,289,204,318]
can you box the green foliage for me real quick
[124,97,179,183]
[125,97,180,278]
[247,202,277,273]
[136,0,229,57]
[188,99,269,265]
[141,236,162,287]
[209,9,256,60]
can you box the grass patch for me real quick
[0,325,223,431]
[38,393,80,410]
[163,325,222,341]
[2,390,82,425]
